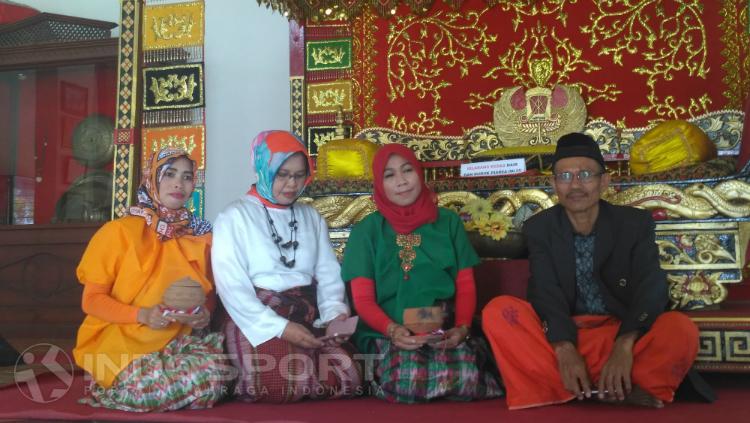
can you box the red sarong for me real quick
[482,296,698,410]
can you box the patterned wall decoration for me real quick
[139,0,207,218]
[336,0,750,136]
[111,0,140,219]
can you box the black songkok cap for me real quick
[552,132,606,170]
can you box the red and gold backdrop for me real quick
[294,0,750,139]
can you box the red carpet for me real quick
[0,371,746,423]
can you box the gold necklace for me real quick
[396,233,421,280]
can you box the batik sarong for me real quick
[224,284,362,402]
[79,332,227,412]
[369,335,503,403]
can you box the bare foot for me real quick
[597,385,664,408]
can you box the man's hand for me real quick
[598,331,637,401]
[281,321,324,349]
[553,341,591,400]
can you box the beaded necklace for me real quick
[262,204,298,268]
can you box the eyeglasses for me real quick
[275,171,307,183]
[554,170,604,183]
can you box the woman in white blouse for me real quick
[212,130,361,403]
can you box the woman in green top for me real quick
[341,144,502,403]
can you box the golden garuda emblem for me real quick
[493,59,587,147]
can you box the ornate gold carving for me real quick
[495,0,578,29]
[602,180,750,219]
[148,134,196,155]
[493,82,587,147]
[386,9,496,134]
[297,195,376,228]
[667,271,727,310]
[660,236,734,266]
[151,13,195,40]
[142,1,204,50]
[311,46,346,65]
[149,73,197,104]
[307,81,353,114]
[718,0,750,108]
[582,1,710,120]
[475,22,619,114]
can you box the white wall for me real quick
[204,0,290,220]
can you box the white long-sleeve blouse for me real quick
[212,195,349,347]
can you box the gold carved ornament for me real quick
[386,9,496,135]
[152,13,194,40]
[150,74,198,104]
[493,58,587,147]
[311,46,347,66]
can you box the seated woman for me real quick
[73,148,225,412]
[341,144,503,403]
[212,130,361,403]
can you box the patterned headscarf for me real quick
[372,144,438,234]
[129,147,211,240]
[248,130,315,207]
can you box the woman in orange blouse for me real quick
[73,147,225,412]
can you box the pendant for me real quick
[396,233,421,280]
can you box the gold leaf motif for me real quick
[149,74,197,104]
[719,0,750,108]
[495,0,579,30]
[149,135,197,155]
[311,46,347,65]
[311,88,346,108]
[151,13,194,40]
[386,9,496,134]
[582,0,710,119]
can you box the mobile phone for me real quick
[317,316,359,341]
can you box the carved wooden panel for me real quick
[0,224,100,352]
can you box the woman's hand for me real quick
[281,321,324,349]
[431,326,469,349]
[323,313,351,346]
[137,305,175,330]
[387,323,425,351]
[177,308,211,330]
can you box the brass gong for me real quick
[72,114,115,169]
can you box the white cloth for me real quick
[212,195,349,347]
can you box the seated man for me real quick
[482,132,699,410]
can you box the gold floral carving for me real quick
[474,22,619,113]
[152,13,195,40]
[149,74,197,104]
[602,181,750,219]
[718,0,750,108]
[386,9,496,134]
[307,81,353,114]
[667,272,727,310]
[582,1,710,120]
[657,234,737,269]
[311,46,347,66]
[494,0,579,30]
